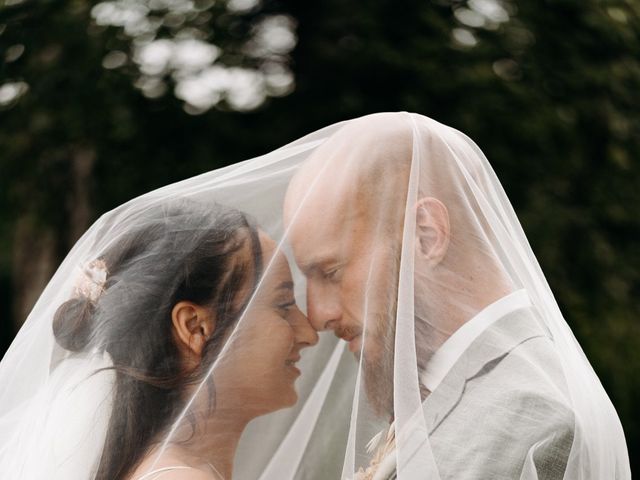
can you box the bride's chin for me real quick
[284,389,298,407]
[271,387,298,411]
[247,386,298,417]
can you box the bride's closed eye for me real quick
[274,297,296,319]
[268,279,297,319]
[276,298,295,310]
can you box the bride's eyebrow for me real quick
[276,281,294,291]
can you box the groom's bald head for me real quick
[284,113,413,232]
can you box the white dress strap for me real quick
[134,462,222,480]
[135,466,193,480]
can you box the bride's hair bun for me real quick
[52,297,96,352]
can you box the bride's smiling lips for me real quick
[285,355,301,376]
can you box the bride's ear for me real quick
[171,301,216,359]
[415,197,450,266]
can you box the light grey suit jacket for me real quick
[383,308,575,480]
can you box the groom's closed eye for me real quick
[302,261,344,283]
[321,266,343,282]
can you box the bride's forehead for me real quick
[258,230,276,251]
[256,233,292,275]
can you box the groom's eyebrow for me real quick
[299,262,323,277]
[300,258,340,277]
[298,253,337,276]
[298,262,316,275]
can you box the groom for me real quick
[283,113,575,479]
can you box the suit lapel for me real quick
[370,308,551,479]
[422,361,467,435]
[423,308,549,435]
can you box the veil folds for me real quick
[0,112,630,479]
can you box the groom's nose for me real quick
[306,280,341,332]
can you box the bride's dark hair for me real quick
[52,200,263,480]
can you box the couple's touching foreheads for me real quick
[0,113,630,480]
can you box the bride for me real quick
[2,200,318,479]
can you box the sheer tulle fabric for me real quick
[0,113,630,479]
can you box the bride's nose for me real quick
[291,308,319,348]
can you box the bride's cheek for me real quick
[277,320,296,353]
[266,320,295,366]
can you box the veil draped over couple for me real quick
[0,113,630,480]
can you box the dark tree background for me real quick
[1,0,638,472]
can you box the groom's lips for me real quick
[335,326,363,354]
[345,334,362,353]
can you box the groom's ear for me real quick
[171,301,216,361]
[415,197,450,266]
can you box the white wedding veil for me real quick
[0,112,630,479]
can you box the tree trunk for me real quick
[11,146,95,331]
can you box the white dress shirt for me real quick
[420,289,532,393]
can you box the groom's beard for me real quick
[360,243,401,419]
[362,310,396,419]
[362,255,400,418]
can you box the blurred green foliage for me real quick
[1,0,638,472]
